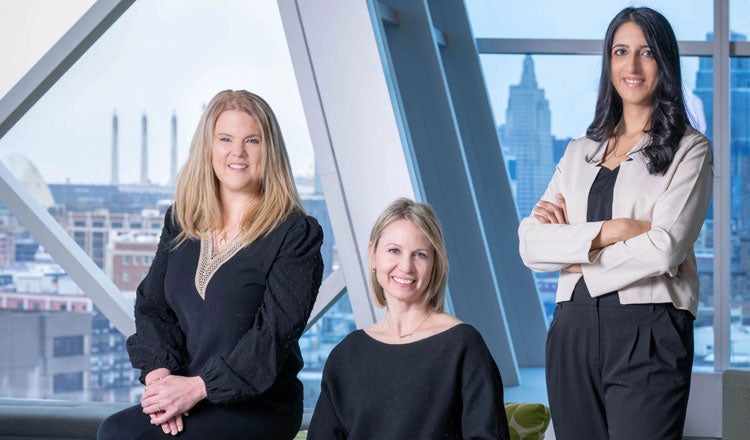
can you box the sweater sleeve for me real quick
[518,141,605,272]
[199,214,324,403]
[582,135,713,295]
[460,328,511,440]
[308,374,348,439]
[126,207,187,383]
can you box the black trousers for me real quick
[546,291,694,440]
[97,399,302,440]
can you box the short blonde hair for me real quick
[368,198,448,312]
[173,90,303,246]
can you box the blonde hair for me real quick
[368,198,448,312]
[173,90,303,246]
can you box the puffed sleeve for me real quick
[460,328,511,440]
[308,376,348,439]
[582,135,713,294]
[518,141,604,272]
[126,207,187,383]
[199,214,324,403]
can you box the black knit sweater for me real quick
[309,324,510,439]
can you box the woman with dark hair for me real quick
[98,90,324,439]
[518,7,712,440]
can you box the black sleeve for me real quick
[199,214,324,403]
[126,207,187,383]
[308,374,348,440]
[460,329,511,440]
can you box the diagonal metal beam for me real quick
[0,0,136,335]
[305,268,346,332]
[0,0,135,138]
[0,162,134,335]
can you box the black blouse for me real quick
[126,208,324,412]
[572,165,620,301]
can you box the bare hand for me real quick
[142,375,206,430]
[665,262,685,279]
[593,218,652,250]
[533,194,569,225]
[158,414,185,436]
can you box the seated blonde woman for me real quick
[309,198,510,440]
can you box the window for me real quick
[53,335,84,357]
[53,372,84,393]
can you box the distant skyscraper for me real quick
[500,55,554,218]
[111,111,119,185]
[694,31,750,228]
[140,113,148,185]
[170,111,178,186]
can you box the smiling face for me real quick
[610,21,659,111]
[211,109,263,200]
[371,219,435,307]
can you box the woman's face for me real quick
[610,22,659,110]
[371,219,435,306]
[211,109,263,199]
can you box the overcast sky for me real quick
[0,0,313,186]
[1,0,748,185]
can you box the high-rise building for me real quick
[693,31,750,307]
[170,111,178,186]
[499,55,554,218]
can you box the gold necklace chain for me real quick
[608,135,630,159]
[216,221,241,246]
[385,310,432,338]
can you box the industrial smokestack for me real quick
[140,112,148,185]
[111,110,119,185]
[170,111,177,185]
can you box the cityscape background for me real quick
[0,0,748,408]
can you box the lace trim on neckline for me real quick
[194,234,244,299]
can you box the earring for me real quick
[371,267,376,273]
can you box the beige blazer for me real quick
[518,126,712,316]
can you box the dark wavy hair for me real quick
[586,7,689,175]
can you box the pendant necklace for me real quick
[385,310,432,338]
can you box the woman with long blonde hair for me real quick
[99,90,324,439]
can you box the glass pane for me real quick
[731,0,750,39]
[692,55,715,369]
[0,0,94,99]
[466,0,712,40]
[0,0,341,406]
[479,53,714,363]
[0,211,94,400]
[300,292,354,408]
[729,56,750,368]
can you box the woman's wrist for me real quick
[145,368,170,386]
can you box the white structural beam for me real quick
[0,0,135,335]
[278,0,416,327]
[306,268,347,332]
[0,0,134,138]
[0,163,134,335]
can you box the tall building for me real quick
[170,111,178,186]
[499,55,554,218]
[693,31,750,308]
